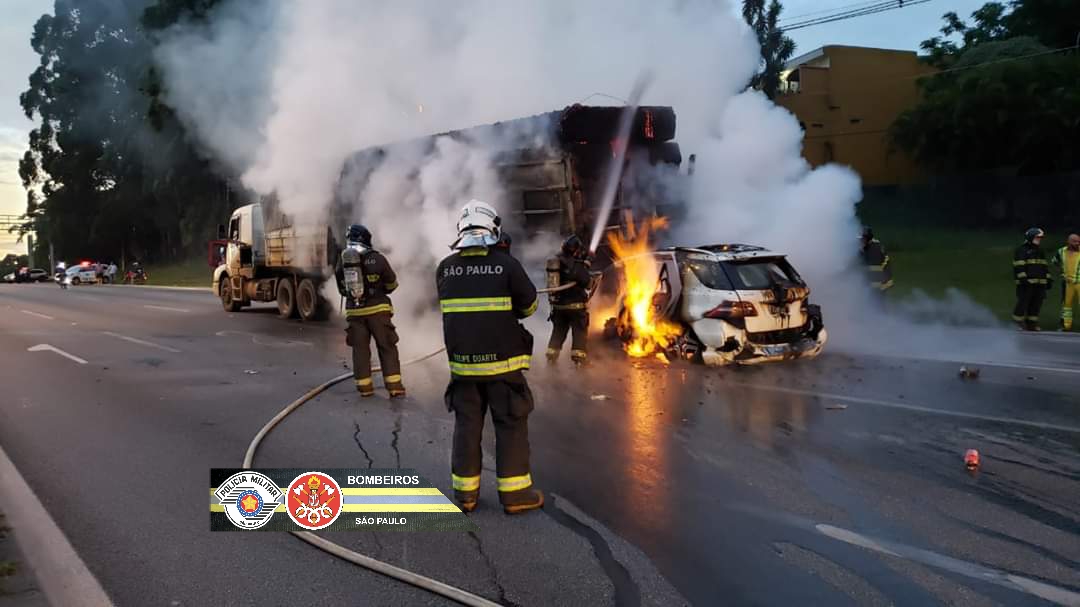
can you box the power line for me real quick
[780,0,933,33]
[779,0,895,24]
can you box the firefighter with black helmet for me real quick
[1013,227,1051,331]
[860,227,893,292]
[546,234,592,366]
[436,200,543,515]
[334,224,405,397]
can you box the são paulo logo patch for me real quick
[214,471,282,530]
[286,471,343,530]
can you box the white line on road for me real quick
[20,309,55,320]
[966,359,1080,376]
[143,304,190,313]
[0,442,115,607]
[815,524,1080,606]
[27,344,88,365]
[723,381,1080,434]
[102,331,181,353]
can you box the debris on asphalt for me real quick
[1026,376,1036,381]
[958,366,980,380]
[825,404,848,411]
[244,369,260,375]
[964,449,980,469]
[589,393,610,401]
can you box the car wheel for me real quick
[71,277,80,285]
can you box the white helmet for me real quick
[452,199,501,249]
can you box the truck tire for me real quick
[296,278,325,321]
[277,278,298,319]
[220,275,242,312]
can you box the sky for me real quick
[0,0,987,256]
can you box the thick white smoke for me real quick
[153,0,1010,360]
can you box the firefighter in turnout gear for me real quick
[334,224,405,397]
[546,234,592,366]
[1051,232,1080,331]
[437,200,544,515]
[1013,228,1051,331]
[860,227,893,292]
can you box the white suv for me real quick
[606,244,827,365]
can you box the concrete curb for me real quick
[0,443,113,607]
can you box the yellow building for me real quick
[775,45,937,186]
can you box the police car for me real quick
[606,244,827,366]
[63,264,99,285]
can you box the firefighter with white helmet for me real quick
[436,200,544,514]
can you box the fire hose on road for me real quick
[241,284,576,607]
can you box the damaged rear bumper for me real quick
[691,318,827,366]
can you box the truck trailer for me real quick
[212,104,686,320]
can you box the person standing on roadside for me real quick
[1013,228,1051,331]
[1050,232,1080,331]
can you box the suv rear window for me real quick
[722,258,802,290]
[681,256,734,290]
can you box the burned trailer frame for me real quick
[332,105,686,261]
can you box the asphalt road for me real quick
[1,282,1078,607]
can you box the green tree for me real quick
[18,0,234,265]
[892,1,1080,174]
[742,0,796,99]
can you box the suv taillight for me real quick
[704,301,757,319]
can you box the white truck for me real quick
[211,203,337,320]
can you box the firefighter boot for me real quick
[454,490,478,513]
[571,350,588,368]
[356,378,375,397]
[386,377,406,399]
[546,348,559,364]
[501,488,544,515]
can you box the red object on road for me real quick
[964,449,980,469]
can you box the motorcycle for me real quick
[124,268,148,285]
[55,272,68,289]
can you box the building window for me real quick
[849,118,862,124]
[824,142,835,162]
[811,123,825,128]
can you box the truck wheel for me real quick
[220,276,242,312]
[297,278,323,321]
[277,278,298,318]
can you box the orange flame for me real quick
[607,213,683,362]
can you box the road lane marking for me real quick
[965,359,1080,376]
[815,524,1080,606]
[215,330,313,347]
[143,304,190,313]
[723,381,1080,434]
[102,331,181,353]
[20,309,55,320]
[0,442,115,606]
[27,344,88,365]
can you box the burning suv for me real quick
[605,244,827,366]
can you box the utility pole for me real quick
[49,241,55,272]
[27,234,34,267]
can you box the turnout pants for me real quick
[346,312,402,389]
[1062,282,1079,330]
[445,378,535,505]
[1013,284,1047,330]
[547,308,588,362]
